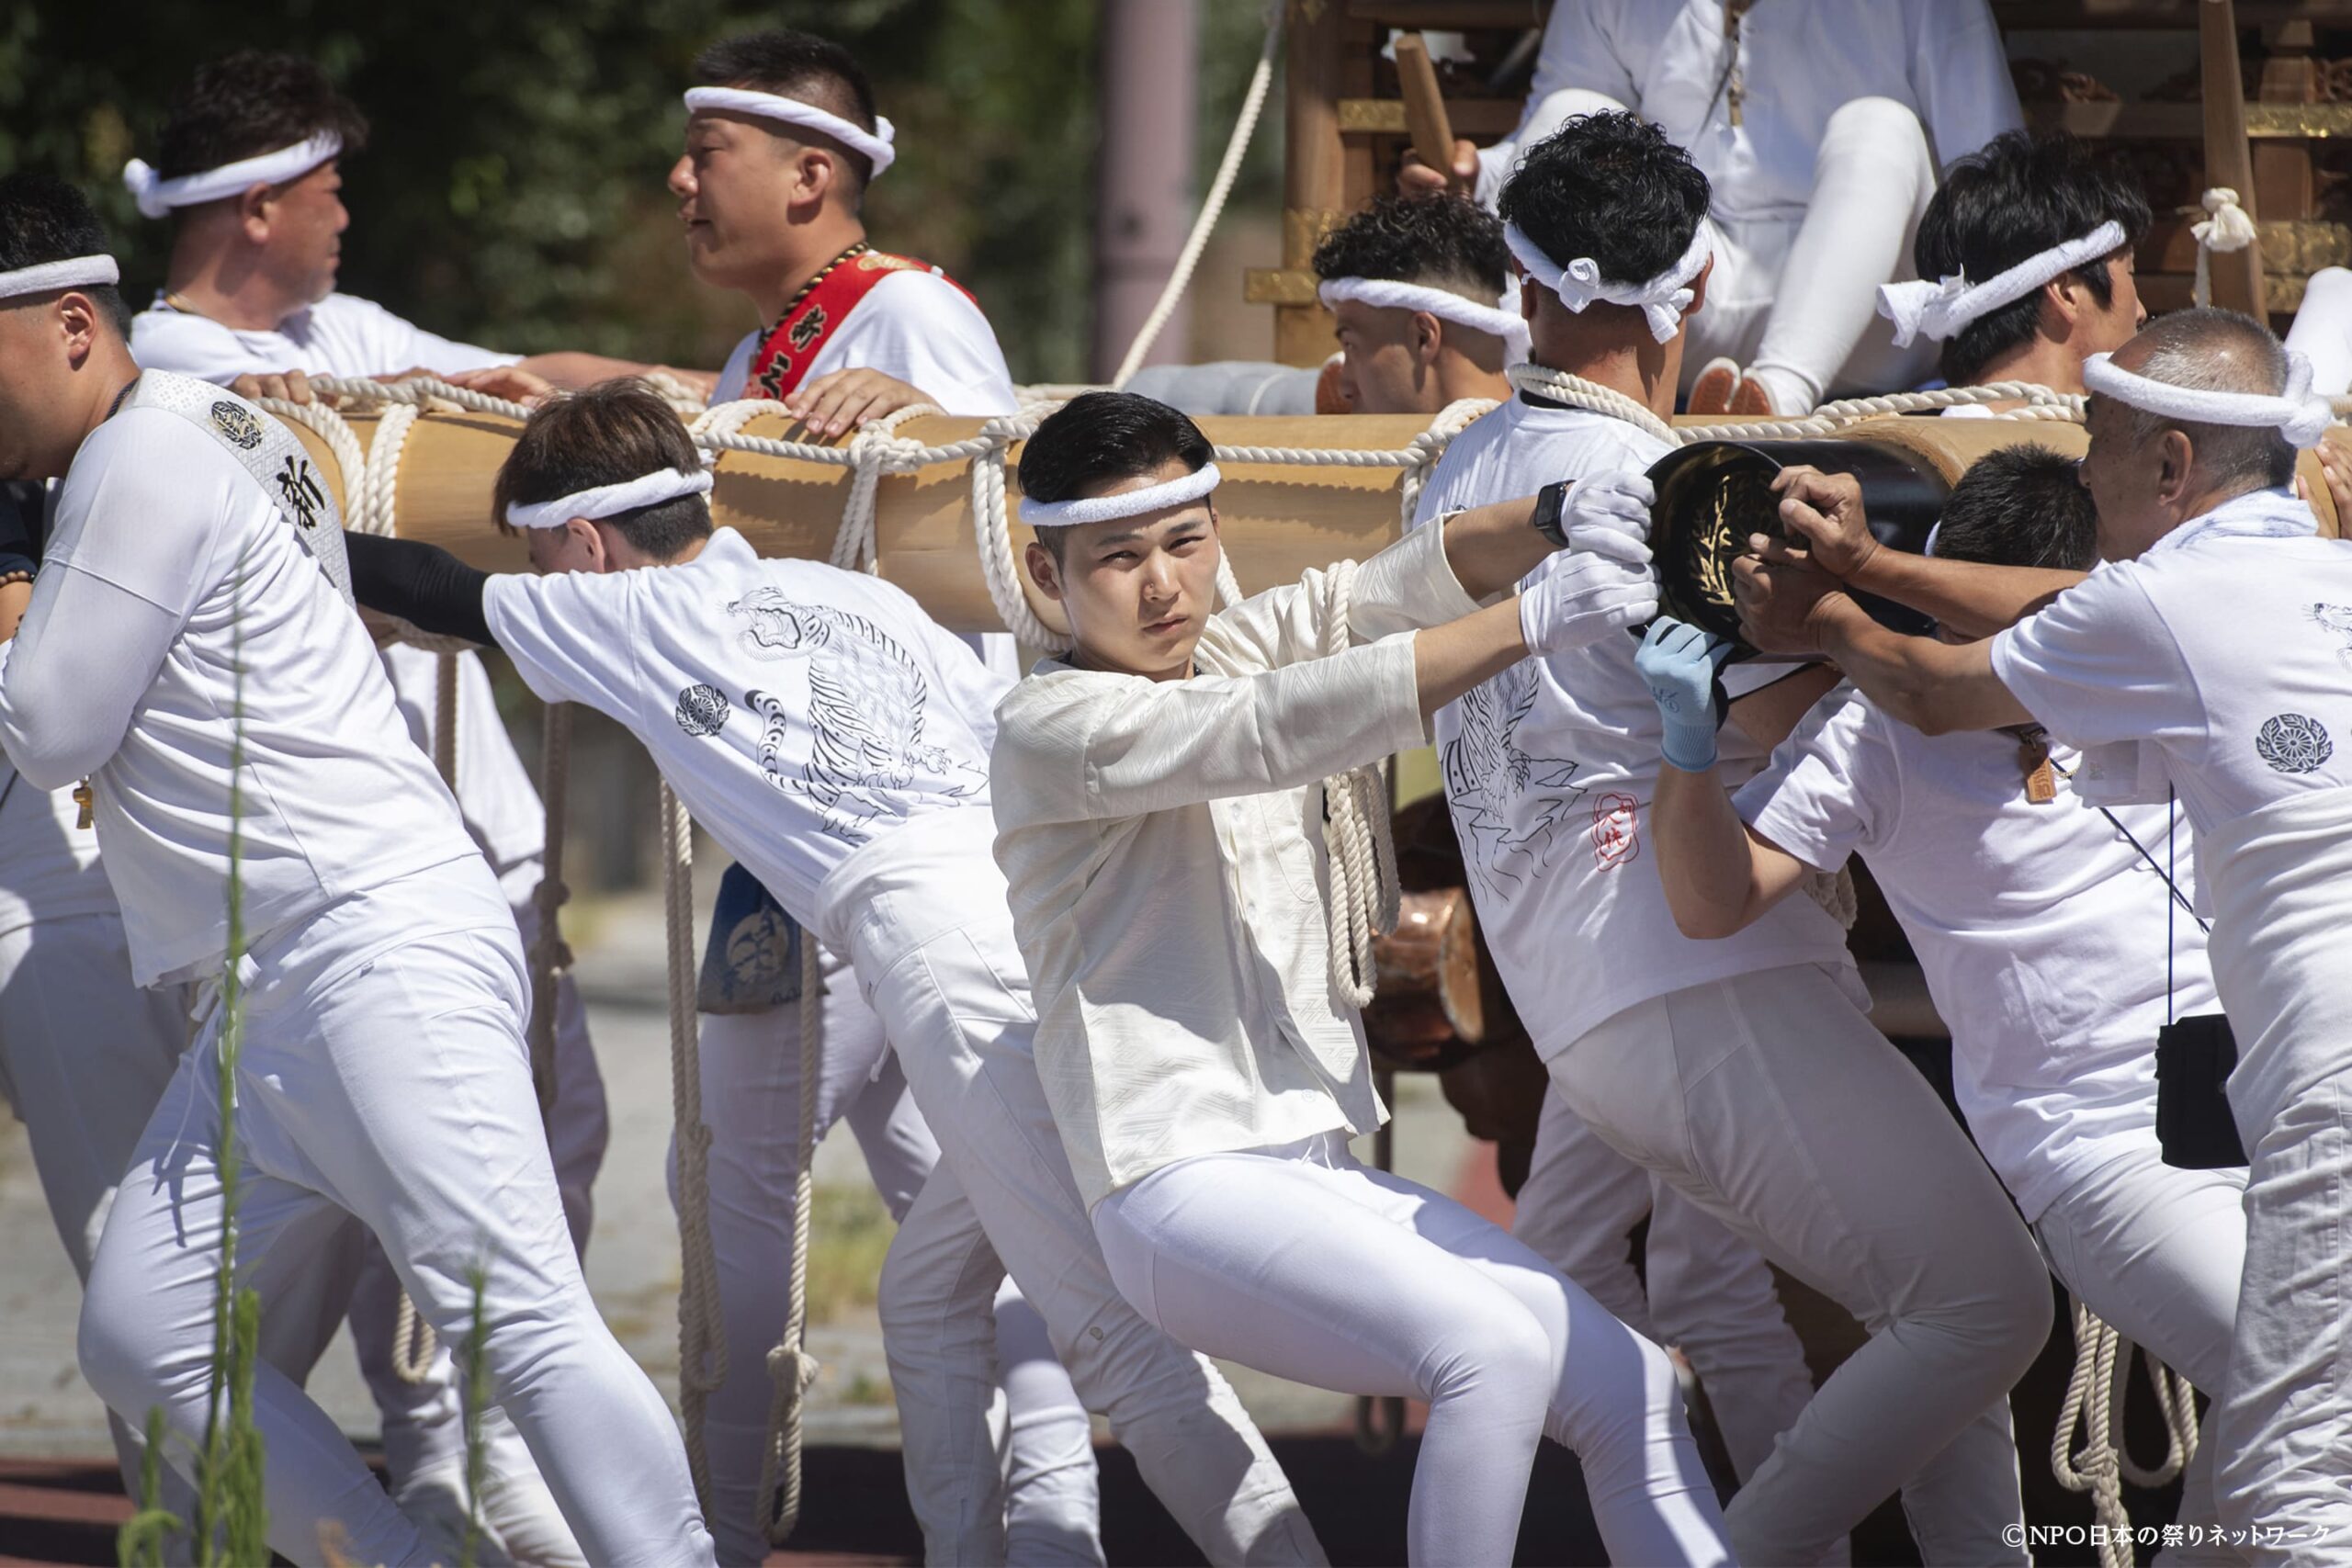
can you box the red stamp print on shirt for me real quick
[1592,792,1641,869]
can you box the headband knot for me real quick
[1503,220,1710,345]
[120,132,343,220]
[683,87,897,176]
[1875,220,2128,347]
[1315,276,1530,362]
[0,254,119,302]
[505,467,714,531]
[2083,348,2335,450]
[1018,462,1222,528]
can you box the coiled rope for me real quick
[1314,559,1403,1007]
[2051,1297,2201,1568]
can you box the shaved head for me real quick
[2100,307,2298,491]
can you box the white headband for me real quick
[121,132,343,221]
[505,468,714,531]
[2083,349,2335,450]
[1503,220,1711,345]
[1018,462,1222,528]
[1317,276,1531,362]
[1877,220,2128,347]
[0,254,119,302]
[683,87,896,176]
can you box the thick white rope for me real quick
[2052,1299,2202,1567]
[1314,560,1401,1008]
[1109,6,1281,388]
[662,784,728,1513]
[757,932,826,1546]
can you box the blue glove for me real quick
[1634,617,1733,772]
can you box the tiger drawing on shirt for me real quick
[1442,659,1584,900]
[729,588,984,840]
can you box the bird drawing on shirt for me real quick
[2308,603,2352,668]
[730,589,982,840]
[1441,660,1583,900]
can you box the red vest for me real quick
[743,246,978,402]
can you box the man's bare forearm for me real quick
[1849,549,2082,639]
[1809,594,2030,735]
[1438,495,1551,601]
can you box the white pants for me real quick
[1095,1133,1734,1567]
[836,829,1323,1566]
[76,865,713,1568]
[0,910,356,1503]
[1549,964,2050,1566]
[2216,1065,2352,1564]
[677,959,1101,1568]
[1512,89,1939,408]
[2033,1147,2247,1565]
[1513,1087,1817,1484]
[2285,266,2352,396]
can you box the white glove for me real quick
[1563,471,1656,566]
[1518,551,1658,655]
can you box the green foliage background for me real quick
[0,1,1282,382]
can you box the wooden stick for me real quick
[2198,0,2267,315]
[1393,32,1461,191]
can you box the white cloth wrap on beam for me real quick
[2083,349,2335,449]
[1876,220,2128,347]
[1503,220,1711,345]
[1317,276,1532,362]
[683,87,896,177]
[1018,462,1222,528]
[120,132,343,220]
[0,254,119,300]
[505,468,714,531]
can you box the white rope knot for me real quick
[2085,348,2333,448]
[1876,220,2128,348]
[2191,187,2259,310]
[1505,220,1710,345]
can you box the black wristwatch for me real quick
[1532,479,1572,549]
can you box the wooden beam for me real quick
[1278,0,1350,367]
[2199,0,2267,314]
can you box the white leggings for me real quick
[679,950,1102,1567]
[1512,1087,1816,1486]
[78,868,713,1568]
[1092,1133,1734,1568]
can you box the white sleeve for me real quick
[481,569,648,723]
[832,274,1017,415]
[1479,1,1641,200]
[0,413,237,786]
[1909,0,2022,167]
[128,310,265,385]
[1988,564,2202,755]
[1734,687,1896,874]
[714,331,759,403]
[354,298,518,375]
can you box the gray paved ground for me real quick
[0,862,1476,1461]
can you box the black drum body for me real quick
[1642,439,1949,662]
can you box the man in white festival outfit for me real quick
[339,378,1328,1568]
[1734,307,2352,1568]
[0,178,713,1568]
[1411,112,2052,1565]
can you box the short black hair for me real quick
[1916,131,2152,386]
[1312,193,1510,299]
[1016,391,1214,558]
[154,52,369,194]
[0,173,130,334]
[693,30,882,196]
[1933,444,2099,571]
[1498,112,1709,295]
[493,379,713,560]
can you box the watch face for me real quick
[1640,438,1946,660]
